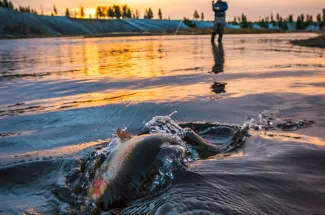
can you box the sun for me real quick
[84,8,96,18]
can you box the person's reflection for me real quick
[211,42,224,74]
[211,82,227,94]
[211,43,227,94]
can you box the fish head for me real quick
[117,128,134,142]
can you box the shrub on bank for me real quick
[183,18,196,28]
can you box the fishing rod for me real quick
[175,20,183,35]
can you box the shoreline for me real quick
[290,32,325,48]
[0,29,315,40]
[0,8,323,41]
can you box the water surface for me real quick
[0,33,325,214]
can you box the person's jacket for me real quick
[212,1,228,18]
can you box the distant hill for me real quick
[0,7,211,38]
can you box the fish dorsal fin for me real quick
[117,128,134,143]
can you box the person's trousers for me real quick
[211,17,225,43]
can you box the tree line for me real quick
[182,11,325,30]
[0,1,165,20]
[193,10,205,21]
[92,5,132,19]
[64,5,163,20]
[0,0,15,9]
[0,0,14,9]
[1,0,324,29]
[232,12,325,30]
[0,0,40,14]
[183,10,205,27]
[18,5,38,14]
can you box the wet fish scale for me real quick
[89,134,172,211]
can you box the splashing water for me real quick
[61,112,250,212]
[245,111,315,132]
[60,110,316,213]
[150,145,185,193]
[145,111,184,137]
[144,112,200,192]
[145,112,200,162]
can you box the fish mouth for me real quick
[88,178,106,200]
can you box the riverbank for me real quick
[83,28,286,38]
[290,32,325,48]
[179,28,324,36]
[0,29,304,40]
[0,7,190,39]
[0,7,299,40]
[171,28,285,35]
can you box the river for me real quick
[0,33,325,214]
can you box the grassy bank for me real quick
[171,28,285,35]
[85,28,287,38]
[0,8,294,40]
[0,7,190,39]
[290,32,325,48]
[0,28,308,40]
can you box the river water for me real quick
[0,33,325,214]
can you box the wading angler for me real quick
[211,0,228,43]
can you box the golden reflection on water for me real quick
[0,139,110,165]
[11,76,325,114]
[255,130,325,146]
[53,39,173,80]
[1,34,325,113]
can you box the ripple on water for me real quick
[0,34,324,214]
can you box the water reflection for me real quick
[1,34,325,215]
[211,82,227,94]
[0,34,324,118]
[211,43,225,74]
[210,42,227,96]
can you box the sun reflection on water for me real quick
[0,34,324,117]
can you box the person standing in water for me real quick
[211,0,228,43]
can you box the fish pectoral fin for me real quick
[117,128,134,142]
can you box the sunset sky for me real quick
[11,0,325,20]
